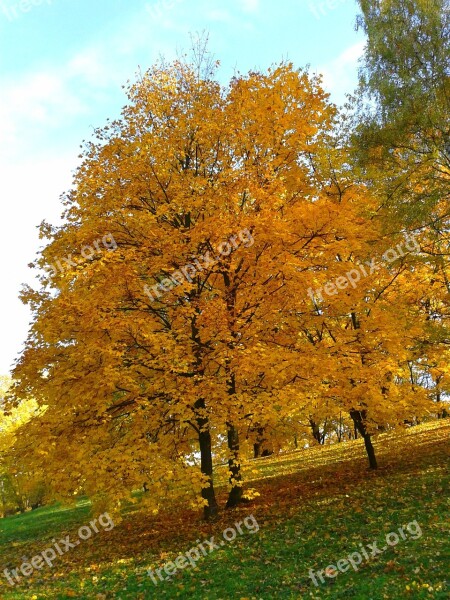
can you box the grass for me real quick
[0,420,448,599]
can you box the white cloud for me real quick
[0,3,187,374]
[206,8,233,22]
[239,0,260,13]
[0,1,191,160]
[317,40,365,104]
[0,65,96,160]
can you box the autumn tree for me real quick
[10,35,445,522]
[10,51,342,518]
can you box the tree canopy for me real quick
[6,30,449,521]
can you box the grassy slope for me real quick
[0,420,448,599]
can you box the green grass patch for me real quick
[0,421,448,599]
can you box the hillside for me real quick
[0,420,448,599]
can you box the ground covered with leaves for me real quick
[0,420,448,599]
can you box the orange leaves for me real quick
[8,50,447,517]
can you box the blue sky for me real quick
[0,0,365,374]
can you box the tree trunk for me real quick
[0,478,5,519]
[253,441,261,458]
[309,418,324,444]
[362,432,377,469]
[253,425,264,458]
[337,412,343,442]
[226,424,243,508]
[198,427,219,520]
[190,310,219,521]
[253,425,273,457]
[195,398,219,521]
[436,389,448,418]
[350,409,377,469]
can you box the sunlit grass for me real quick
[0,420,448,599]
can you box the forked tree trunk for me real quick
[222,270,244,508]
[226,424,243,508]
[350,409,378,469]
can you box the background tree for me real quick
[353,0,450,419]
[0,376,43,516]
[355,0,449,225]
